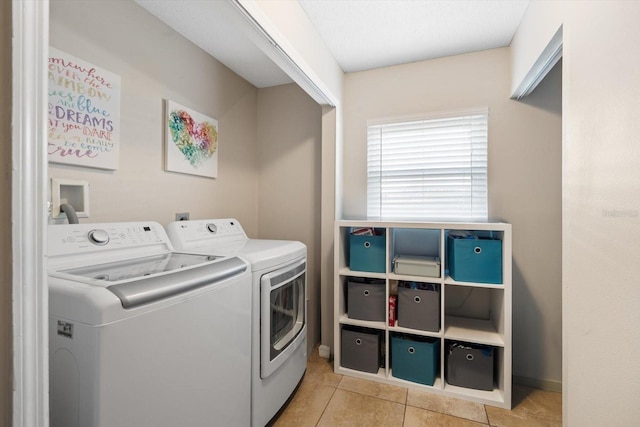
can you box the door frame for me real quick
[12,0,50,425]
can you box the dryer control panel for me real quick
[166,218,248,251]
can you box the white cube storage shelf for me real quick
[334,220,512,409]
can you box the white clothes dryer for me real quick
[48,222,252,427]
[166,218,307,427]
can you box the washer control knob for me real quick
[88,229,110,246]
[206,223,217,234]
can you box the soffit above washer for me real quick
[298,0,530,73]
[135,0,294,88]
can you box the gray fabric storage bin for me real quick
[446,342,495,391]
[348,280,386,321]
[341,327,381,373]
[397,286,440,332]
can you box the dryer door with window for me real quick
[260,258,306,379]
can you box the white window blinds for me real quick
[367,110,488,221]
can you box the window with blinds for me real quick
[367,110,488,221]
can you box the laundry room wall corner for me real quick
[256,83,323,353]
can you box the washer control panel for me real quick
[88,229,110,245]
[49,222,168,256]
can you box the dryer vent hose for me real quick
[60,203,79,224]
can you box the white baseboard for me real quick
[513,375,562,393]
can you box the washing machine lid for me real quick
[60,252,219,283]
[52,253,247,309]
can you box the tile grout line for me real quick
[484,404,491,426]
[314,382,339,427]
[401,401,407,427]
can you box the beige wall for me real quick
[256,83,322,352]
[49,0,259,232]
[341,47,563,386]
[0,0,12,425]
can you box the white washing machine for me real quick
[48,222,252,427]
[166,218,307,427]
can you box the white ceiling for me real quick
[136,0,530,88]
[299,0,530,73]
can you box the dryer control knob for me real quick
[88,229,110,246]
[206,223,217,234]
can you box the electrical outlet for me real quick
[175,212,190,221]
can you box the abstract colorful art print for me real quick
[48,47,121,170]
[165,100,218,179]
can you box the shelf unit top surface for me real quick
[337,220,511,231]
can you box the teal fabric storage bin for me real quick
[350,233,386,273]
[447,235,502,284]
[391,335,439,386]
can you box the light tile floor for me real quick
[272,348,562,427]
